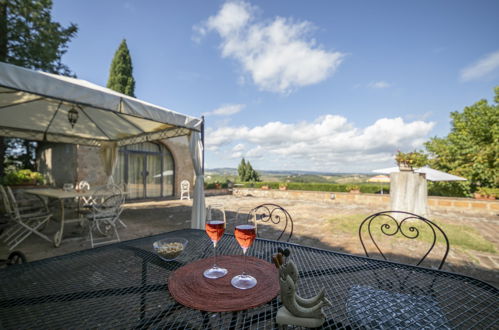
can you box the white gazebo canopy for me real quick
[0,62,202,146]
[0,62,205,229]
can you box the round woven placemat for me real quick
[168,255,279,312]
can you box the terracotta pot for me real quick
[474,193,487,200]
[261,185,269,190]
[279,186,287,191]
[349,189,360,194]
[398,162,413,172]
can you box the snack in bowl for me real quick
[153,238,188,260]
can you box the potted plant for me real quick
[261,185,270,190]
[474,188,497,200]
[3,169,45,186]
[346,184,360,194]
[395,151,428,171]
[214,181,222,189]
[279,183,288,191]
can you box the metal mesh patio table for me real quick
[0,229,497,329]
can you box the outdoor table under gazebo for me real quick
[0,62,206,229]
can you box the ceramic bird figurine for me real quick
[273,249,330,329]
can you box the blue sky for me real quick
[52,0,499,172]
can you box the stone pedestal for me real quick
[390,171,428,216]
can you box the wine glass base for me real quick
[231,274,257,289]
[203,266,228,279]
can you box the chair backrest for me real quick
[0,185,13,216]
[359,211,450,269]
[4,186,21,218]
[248,204,293,242]
[181,180,190,191]
[91,184,125,219]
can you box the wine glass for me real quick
[231,209,257,289]
[203,205,228,279]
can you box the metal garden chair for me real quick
[180,180,190,200]
[346,210,451,329]
[0,185,52,250]
[358,210,449,269]
[248,203,294,242]
[86,184,125,248]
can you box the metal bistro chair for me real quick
[0,186,52,250]
[248,203,294,242]
[86,185,125,248]
[346,211,451,329]
[358,210,449,269]
[180,180,190,200]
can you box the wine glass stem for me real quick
[213,242,217,267]
[243,249,247,275]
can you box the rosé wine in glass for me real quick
[231,213,258,290]
[234,224,256,251]
[203,217,228,279]
[206,220,225,245]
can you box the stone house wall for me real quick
[38,136,195,199]
[38,143,77,187]
[159,136,194,197]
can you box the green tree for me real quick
[107,39,135,97]
[237,158,247,181]
[0,0,78,175]
[425,87,498,195]
[237,158,260,182]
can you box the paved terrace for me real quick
[1,194,497,287]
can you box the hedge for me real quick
[238,182,389,194]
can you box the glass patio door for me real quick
[127,153,162,199]
[113,142,174,199]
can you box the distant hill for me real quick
[205,168,369,176]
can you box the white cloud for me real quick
[368,81,391,89]
[203,104,245,116]
[230,151,243,159]
[205,115,435,172]
[196,1,345,93]
[460,50,499,81]
[232,143,245,151]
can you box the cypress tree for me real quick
[107,39,135,97]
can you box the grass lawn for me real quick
[327,214,496,254]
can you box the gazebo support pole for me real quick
[201,116,205,175]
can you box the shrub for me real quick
[237,182,390,194]
[346,184,360,192]
[427,182,469,197]
[395,150,428,168]
[2,169,45,185]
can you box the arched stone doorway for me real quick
[113,142,174,199]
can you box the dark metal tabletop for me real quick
[0,229,497,329]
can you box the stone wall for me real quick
[160,136,194,198]
[38,143,77,187]
[76,145,108,186]
[233,188,498,216]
